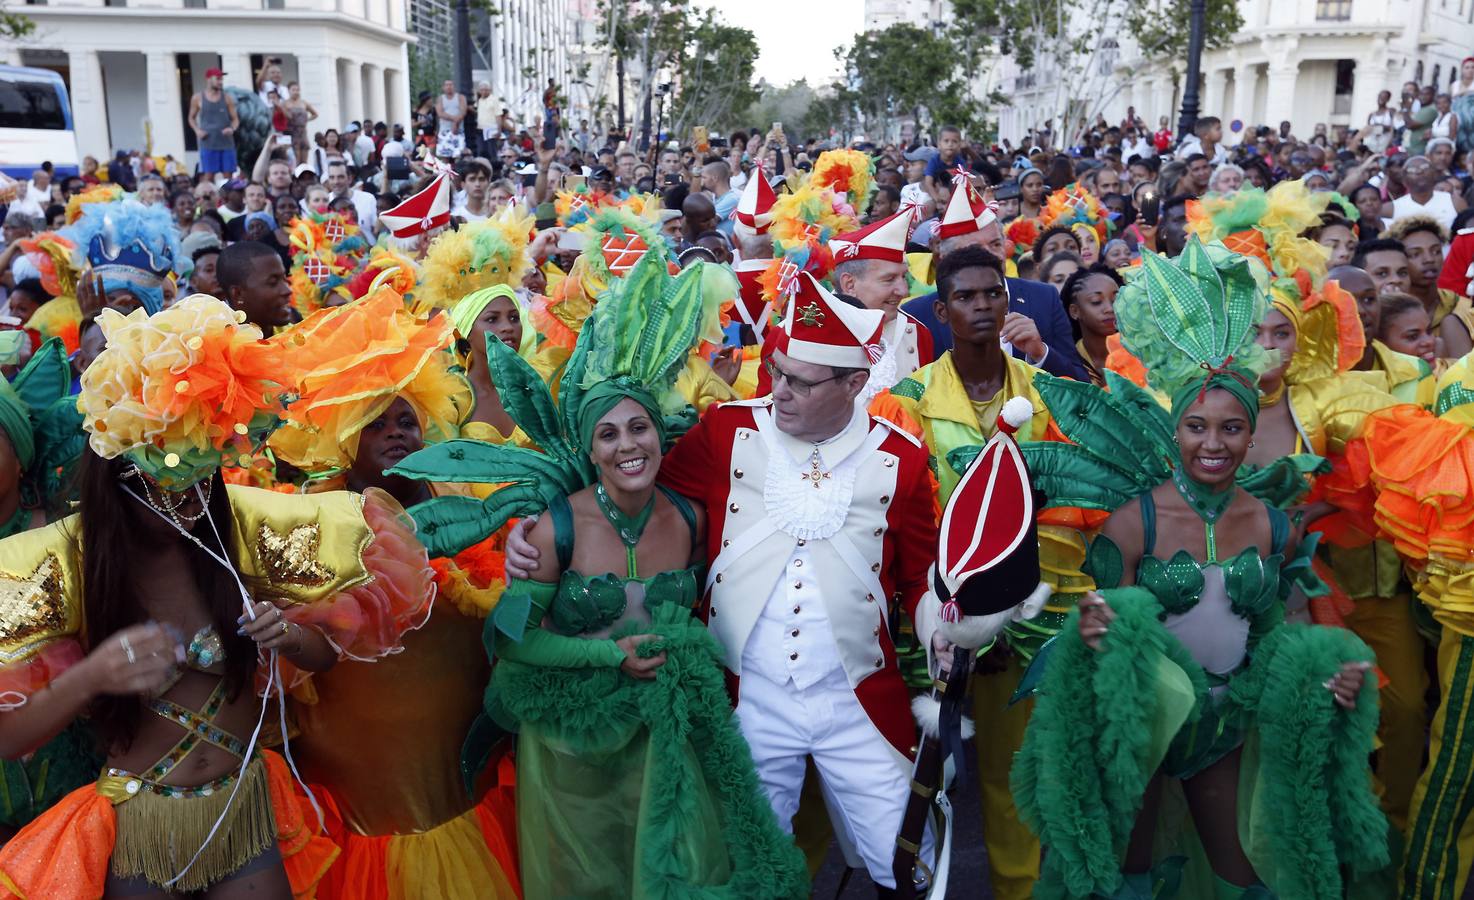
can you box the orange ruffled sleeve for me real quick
[272,489,435,691]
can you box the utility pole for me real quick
[617,54,627,139]
[1177,0,1206,141]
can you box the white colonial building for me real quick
[992,0,1474,146]
[5,0,412,161]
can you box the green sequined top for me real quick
[491,487,704,672]
[1085,490,1314,627]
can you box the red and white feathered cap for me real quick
[933,397,1043,617]
[733,167,777,238]
[773,272,884,369]
[937,179,999,240]
[379,173,451,238]
[829,210,911,265]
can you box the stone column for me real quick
[1204,67,1228,120]
[299,53,340,137]
[145,50,186,159]
[1264,64,1300,130]
[1261,35,1300,130]
[363,63,385,125]
[1233,62,1259,127]
[340,58,363,128]
[1350,38,1393,123]
[68,49,112,160]
[385,68,406,130]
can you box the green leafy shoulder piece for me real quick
[1236,454,1329,509]
[1013,371,1175,512]
[390,333,596,558]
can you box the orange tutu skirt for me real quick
[308,754,521,900]
[0,750,336,899]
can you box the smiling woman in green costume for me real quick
[1010,238,1388,900]
[391,249,808,899]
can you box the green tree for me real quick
[597,0,689,146]
[1126,0,1242,62]
[1,5,32,40]
[838,23,983,140]
[667,10,760,136]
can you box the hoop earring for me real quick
[1249,440,1256,448]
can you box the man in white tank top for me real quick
[1386,155,1463,231]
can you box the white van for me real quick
[0,65,80,179]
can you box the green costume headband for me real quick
[1168,367,1261,431]
[575,379,667,455]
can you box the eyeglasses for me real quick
[763,358,846,397]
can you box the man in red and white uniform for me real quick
[831,211,935,396]
[659,273,938,892]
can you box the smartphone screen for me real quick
[1139,189,1160,226]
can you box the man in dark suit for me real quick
[903,194,1090,381]
[902,276,1088,381]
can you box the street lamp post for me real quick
[455,0,473,100]
[1177,0,1207,141]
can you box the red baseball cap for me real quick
[204,67,226,78]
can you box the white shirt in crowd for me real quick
[259,80,288,110]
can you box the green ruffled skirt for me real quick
[1012,587,1389,900]
[491,606,809,900]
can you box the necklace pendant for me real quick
[800,449,831,489]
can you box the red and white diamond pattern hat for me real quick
[938,177,999,240]
[829,209,912,265]
[773,272,884,370]
[379,173,452,239]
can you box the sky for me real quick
[699,0,864,87]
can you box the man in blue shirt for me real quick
[703,160,742,238]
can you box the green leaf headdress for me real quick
[388,248,734,557]
[1116,236,1274,427]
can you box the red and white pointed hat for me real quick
[379,173,452,239]
[773,271,884,369]
[733,166,777,238]
[938,178,999,240]
[733,258,774,337]
[829,209,911,265]
[934,397,1042,617]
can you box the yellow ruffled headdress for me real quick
[1187,181,1332,285]
[78,295,295,489]
[416,205,537,311]
[268,287,472,475]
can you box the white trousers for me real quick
[735,666,912,888]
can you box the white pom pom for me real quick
[1001,396,1034,429]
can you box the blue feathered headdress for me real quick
[62,200,182,314]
